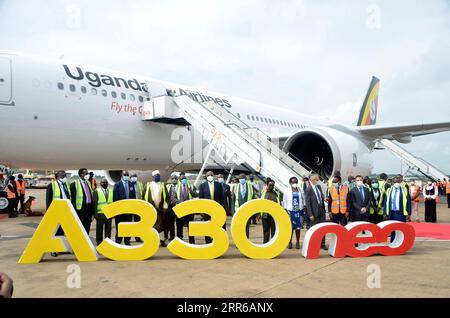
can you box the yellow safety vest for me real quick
[96,188,113,213]
[234,182,254,209]
[145,182,168,209]
[369,188,384,215]
[51,180,71,200]
[74,178,93,210]
[385,186,408,216]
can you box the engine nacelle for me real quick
[282,127,373,180]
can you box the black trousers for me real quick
[115,213,132,244]
[8,198,18,217]
[262,214,275,243]
[447,194,450,208]
[204,214,226,244]
[95,213,112,245]
[331,213,347,226]
[368,213,383,224]
[131,214,141,241]
[424,200,437,223]
[312,208,327,247]
[177,214,195,244]
[18,194,25,213]
[76,204,94,235]
[166,207,176,240]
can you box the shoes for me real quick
[321,245,327,250]
[160,241,166,247]
[288,242,293,249]
[135,238,143,243]
[295,242,300,249]
[51,252,58,257]
[125,242,131,246]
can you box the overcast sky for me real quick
[1,0,449,174]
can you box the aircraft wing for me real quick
[356,122,450,139]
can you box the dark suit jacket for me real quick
[70,179,94,214]
[113,181,136,202]
[305,184,325,219]
[199,181,225,206]
[46,181,71,209]
[220,183,232,214]
[349,186,371,220]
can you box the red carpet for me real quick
[409,222,450,240]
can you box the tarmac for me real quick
[1,189,450,298]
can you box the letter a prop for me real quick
[18,199,98,264]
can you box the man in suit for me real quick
[305,173,327,249]
[46,170,71,257]
[70,168,94,235]
[218,174,232,216]
[232,173,255,239]
[199,171,225,244]
[113,170,136,245]
[349,175,371,222]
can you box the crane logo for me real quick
[369,99,377,121]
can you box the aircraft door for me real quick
[0,57,13,105]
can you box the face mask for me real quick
[356,181,363,187]
[84,174,90,181]
[207,176,214,182]
[239,178,246,185]
[123,176,130,182]
[60,177,67,183]
[181,179,188,185]
[291,183,298,189]
[372,183,379,189]
[393,183,400,188]
[154,175,160,182]
[218,178,224,183]
[131,177,137,182]
[171,179,177,184]
[427,182,432,186]
[268,186,274,191]
[333,182,340,187]
[101,184,108,189]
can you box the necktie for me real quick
[104,189,108,201]
[63,183,69,198]
[241,184,246,199]
[359,187,364,201]
[124,181,129,198]
[315,185,321,205]
[82,180,92,204]
[182,185,188,201]
[209,182,214,200]
[394,188,399,210]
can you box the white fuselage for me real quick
[0,52,373,177]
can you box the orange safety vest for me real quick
[330,185,348,214]
[6,182,17,199]
[16,180,26,195]
[446,182,450,195]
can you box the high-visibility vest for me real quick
[234,182,254,209]
[446,182,450,195]
[145,182,168,209]
[175,183,193,200]
[369,189,384,215]
[74,178,93,210]
[16,180,26,195]
[51,180,71,200]
[134,181,144,199]
[330,185,348,214]
[96,188,113,213]
[385,186,408,216]
[260,189,281,215]
[6,182,17,199]
[378,180,387,192]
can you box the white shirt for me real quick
[150,181,162,205]
[390,187,401,211]
[57,180,68,199]
[283,188,304,211]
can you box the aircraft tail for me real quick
[356,76,380,126]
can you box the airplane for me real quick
[0,51,449,196]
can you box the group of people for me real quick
[42,168,448,256]
[5,174,27,218]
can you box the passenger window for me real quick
[264,118,268,123]
[237,113,241,118]
[57,82,64,90]
[69,84,76,92]
[102,89,107,97]
[255,116,259,121]
[251,115,255,121]
[81,86,87,94]
[111,91,117,98]
[121,92,126,100]
[130,94,135,101]
[91,88,97,95]
[138,96,144,103]
[247,114,250,120]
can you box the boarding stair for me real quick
[379,139,447,181]
[141,89,314,193]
